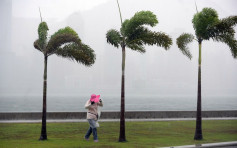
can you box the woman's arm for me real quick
[98,99,103,107]
[85,100,91,109]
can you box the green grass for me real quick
[0,120,236,148]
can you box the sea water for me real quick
[0,94,236,112]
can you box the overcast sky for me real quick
[0,0,237,98]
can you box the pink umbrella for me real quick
[90,94,100,103]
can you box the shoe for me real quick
[94,139,99,142]
[84,137,89,141]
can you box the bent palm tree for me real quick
[34,21,95,140]
[106,0,172,142]
[176,7,237,140]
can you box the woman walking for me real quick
[84,94,103,142]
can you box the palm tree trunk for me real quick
[119,45,126,142]
[116,0,123,25]
[39,55,48,140]
[194,41,203,140]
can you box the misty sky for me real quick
[0,0,237,99]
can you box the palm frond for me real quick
[120,19,129,36]
[55,43,96,66]
[207,16,237,40]
[123,11,158,37]
[106,29,122,48]
[127,27,172,50]
[206,15,237,58]
[51,26,79,39]
[220,16,237,28]
[192,7,219,39]
[33,39,44,53]
[47,27,81,55]
[213,34,237,58]
[226,38,237,58]
[126,43,145,53]
[146,31,172,50]
[176,33,195,59]
[38,22,49,49]
[126,26,148,45]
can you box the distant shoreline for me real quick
[1,95,236,112]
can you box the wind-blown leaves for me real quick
[214,34,237,58]
[126,43,145,53]
[205,15,237,58]
[207,16,237,40]
[106,29,122,48]
[193,8,237,43]
[47,34,80,55]
[34,23,95,66]
[176,33,195,59]
[122,11,158,37]
[192,8,219,39]
[106,10,172,52]
[47,27,81,55]
[144,31,172,50]
[55,43,95,66]
[219,16,237,28]
[120,19,129,37]
[223,36,237,58]
[124,11,158,34]
[38,22,49,50]
[50,26,79,39]
[33,39,43,53]
[181,7,237,59]
[127,27,172,51]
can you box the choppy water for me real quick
[0,94,236,112]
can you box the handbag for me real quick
[95,121,100,127]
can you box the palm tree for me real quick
[176,7,237,140]
[34,19,95,140]
[106,0,172,142]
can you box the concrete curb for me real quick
[161,141,237,148]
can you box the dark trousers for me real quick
[85,119,98,140]
[85,127,98,140]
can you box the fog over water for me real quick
[0,0,236,112]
